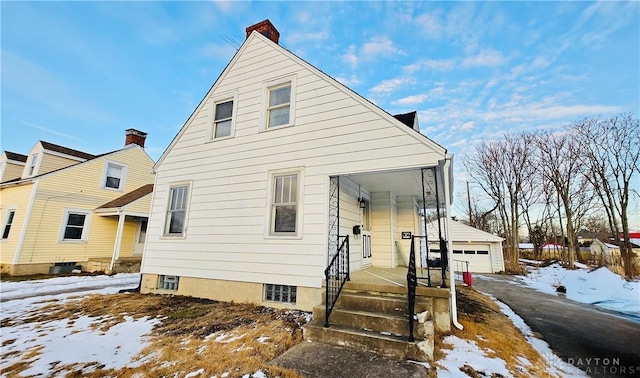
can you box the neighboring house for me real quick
[0,129,155,276]
[424,220,504,273]
[140,20,456,316]
[0,151,28,183]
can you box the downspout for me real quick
[443,154,463,330]
[109,209,125,273]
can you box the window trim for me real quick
[59,209,92,242]
[260,75,297,131]
[2,208,16,240]
[26,153,41,177]
[162,182,191,238]
[101,160,128,191]
[265,168,303,239]
[207,91,239,141]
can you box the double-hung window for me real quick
[165,185,189,236]
[213,100,233,139]
[271,174,298,234]
[103,162,126,190]
[61,210,91,241]
[2,210,16,239]
[27,154,38,176]
[267,84,291,128]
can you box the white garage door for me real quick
[451,243,493,273]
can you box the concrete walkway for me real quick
[473,274,640,378]
[269,341,431,378]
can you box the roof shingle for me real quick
[98,184,154,209]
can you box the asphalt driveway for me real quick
[472,274,640,378]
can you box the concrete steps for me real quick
[303,284,436,361]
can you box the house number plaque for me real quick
[401,231,412,239]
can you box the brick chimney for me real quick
[246,19,279,44]
[125,129,147,148]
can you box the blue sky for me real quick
[2,1,639,219]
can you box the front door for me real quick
[133,219,147,255]
[361,199,372,267]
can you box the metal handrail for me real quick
[324,235,349,327]
[407,235,418,342]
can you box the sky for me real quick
[2,1,639,219]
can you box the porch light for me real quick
[358,197,366,209]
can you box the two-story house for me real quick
[0,129,155,276]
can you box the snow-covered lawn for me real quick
[1,272,586,377]
[517,261,639,319]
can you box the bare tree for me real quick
[534,130,593,269]
[574,113,640,278]
[465,133,536,272]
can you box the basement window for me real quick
[264,284,297,304]
[158,275,179,291]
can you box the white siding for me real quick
[144,33,447,288]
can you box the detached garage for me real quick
[426,220,504,273]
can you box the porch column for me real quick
[442,154,463,329]
[109,211,125,272]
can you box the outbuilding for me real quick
[426,219,504,273]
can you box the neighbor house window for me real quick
[164,184,189,236]
[103,162,126,190]
[271,173,298,234]
[2,210,16,239]
[27,154,38,176]
[60,210,91,241]
[159,275,179,290]
[264,284,297,304]
[213,100,233,139]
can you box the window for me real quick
[61,210,91,241]
[27,154,38,176]
[453,250,463,254]
[213,100,233,139]
[2,210,16,239]
[138,220,148,243]
[264,284,297,304]
[477,250,489,255]
[464,250,476,255]
[165,185,189,236]
[271,174,297,234]
[103,162,126,190]
[159,275,179,290]
[267,84,291,128]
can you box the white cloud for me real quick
[415,12,442,38]
[22,121,83,142]
[335,75,361,86]
[463,49,505,67]
[201,42,237,58]
[395,94,428,106]
[370,77,415,94]
[286,30,329,44]
[362,36,404,57]
[342,44,358,69]
[459,121,474,131]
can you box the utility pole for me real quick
[467,181,472,226]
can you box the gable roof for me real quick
[98,184,154,209]
[40,141,96,160]
[393,111,417,128]
[5,151,28,163]
[427,219,504,242]
[154,30,447,170]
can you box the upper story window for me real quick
[213,100,233,139]
[60,209,91,242]
[27,154,39,176]
[263,76,296,130]
[164,184,190,236]
[2,209,16,239]
[268,84,291,128]
[102,161,127,190]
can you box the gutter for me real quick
[443,154,463,330]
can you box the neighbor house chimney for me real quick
[125,129,147,148]
[245,19,279,44]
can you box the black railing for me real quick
[407,235,418,342]
[324,235,349,327]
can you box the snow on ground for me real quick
[517,262,640,319]
[1,272,581,377]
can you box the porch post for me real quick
[109,211,125,273]
[442,154,463,330]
